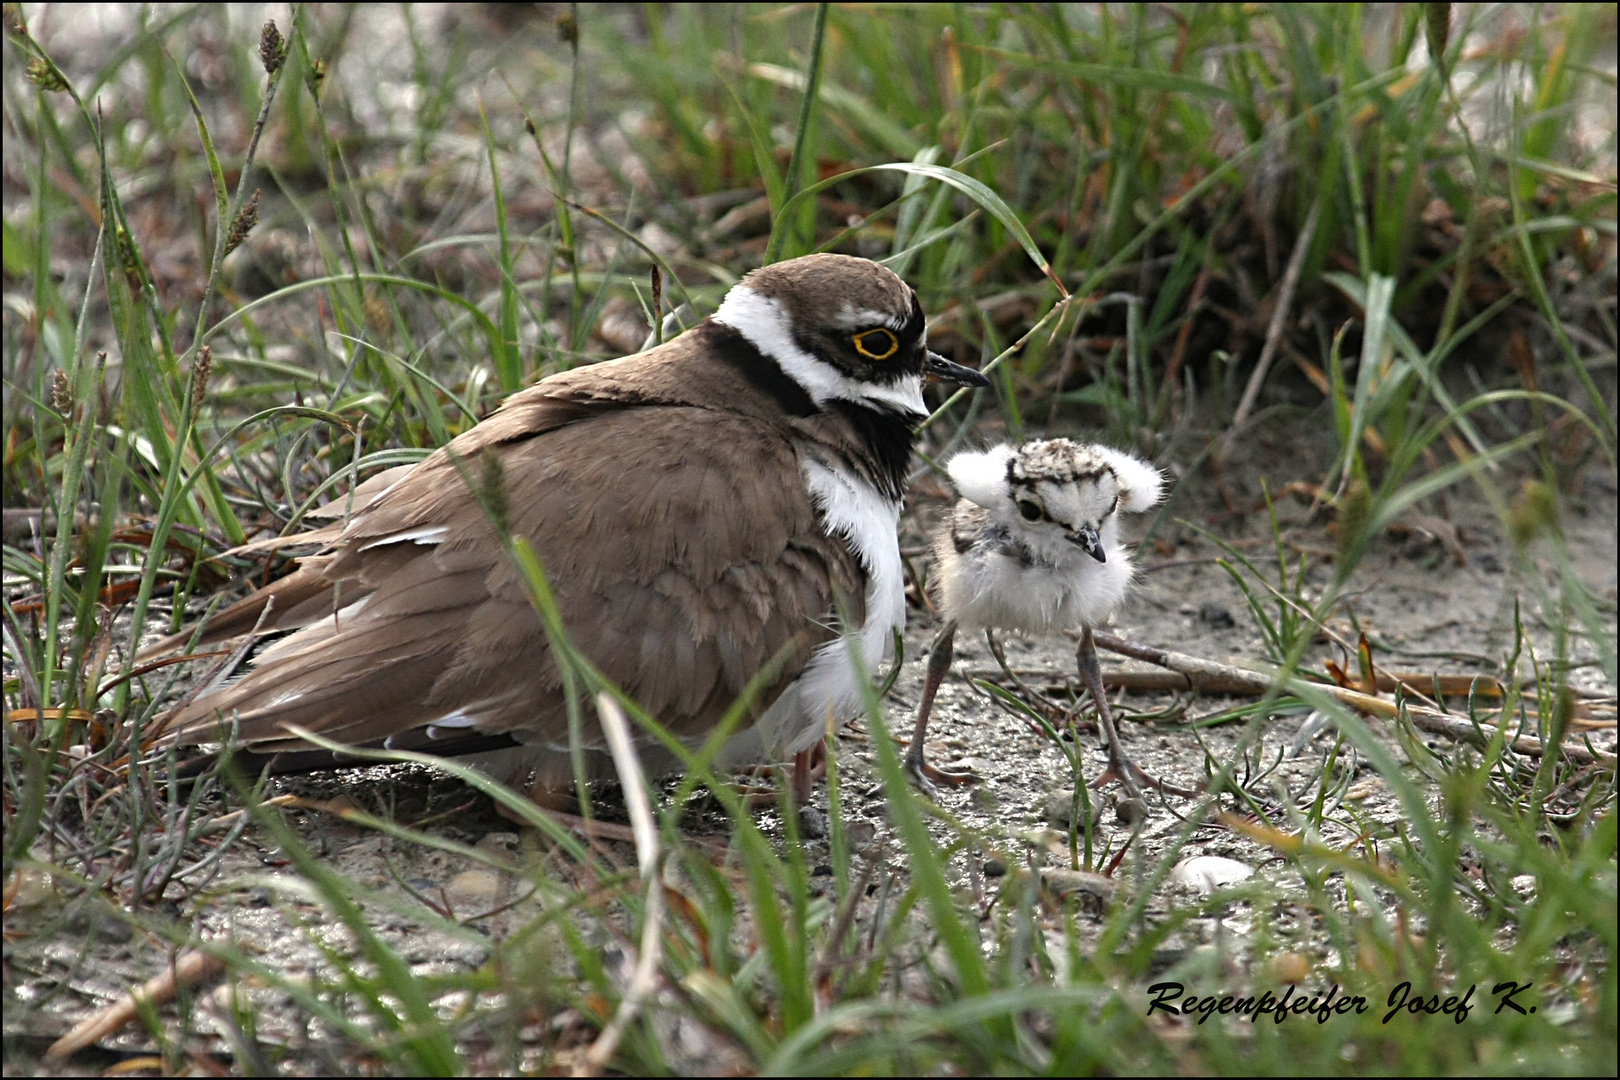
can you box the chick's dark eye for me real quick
[1017,499,1042,522]
[852,328,899,361]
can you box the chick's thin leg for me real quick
[1076,626,1196,799]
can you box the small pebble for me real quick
[798,806,828,838]
[1043,789,1103,831]
[1269,951,1311,984]
[843,820,878,851]
[1115,798,1149,827]
[444,869,502,910]
[476,832,521,857]
[1040,868,1118,909]
[982,858,1007,878]
[1169,856,1255,893]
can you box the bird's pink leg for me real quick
[905,619,979,794]
[1076,626,1197,799]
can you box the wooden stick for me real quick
[968,666,1613,714]
[47,949,226,1060]
[1087,631,1611,768]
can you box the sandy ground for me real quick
[6,418,1615,1072]
[4,7,1614,1072]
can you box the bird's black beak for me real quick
[1067,523,1105,562]
[923,350,991,387]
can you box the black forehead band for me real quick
[901,290,925,341]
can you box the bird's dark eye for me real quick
[852,328,899,361]
[1017,498,1042,522]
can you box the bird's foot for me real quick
[1087,754,1200,800]
[904,743,980,799]
[1075,625,1200,801]
[736,741,826,807]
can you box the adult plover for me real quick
[909,438,1180,798]
[147,254,988,799]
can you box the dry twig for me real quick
[1087,631,1612,767]
[46,948,226,1060]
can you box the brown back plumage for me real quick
[152,318,873,779]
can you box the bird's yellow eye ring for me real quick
[852,328,899,361]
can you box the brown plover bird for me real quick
[145,254,989,802]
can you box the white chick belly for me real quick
[952,549,1134,633]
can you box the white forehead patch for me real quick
[1038,471,1118,529]
[836,303,906,331]
[714,286,927,418]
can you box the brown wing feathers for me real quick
[153,342,866,772]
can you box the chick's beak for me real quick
[1067,523,1105,562]
[923,350,991,387]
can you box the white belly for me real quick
[723,457,904,761]
[943,540,1134,634]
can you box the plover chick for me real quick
[910,438,1181,799]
